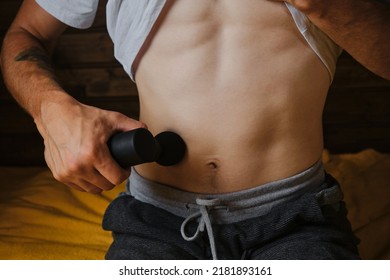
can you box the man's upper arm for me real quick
[8,0,68,50]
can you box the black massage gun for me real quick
[107,128,186,168]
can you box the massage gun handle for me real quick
[107,128,187,168]
[107,128,159,168]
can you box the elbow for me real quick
[357,54,390,81]
[381,74,390,82]
[372,65,390,81]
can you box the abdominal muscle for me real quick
[133,0,330,194]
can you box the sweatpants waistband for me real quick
[128,160,330,224]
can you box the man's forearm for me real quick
[0,28,69,122]
[283,0,390,80]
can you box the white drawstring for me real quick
[180,198,225,260]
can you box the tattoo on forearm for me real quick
[15,46,55,74]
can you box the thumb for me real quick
[111,112,147,133]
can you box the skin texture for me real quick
[1,0,389,194]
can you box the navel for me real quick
[204,159,223,191]
[207,160,220,171]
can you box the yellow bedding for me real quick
[0,168,125,259]
[0,149,389,260]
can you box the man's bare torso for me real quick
[134,0,330,193]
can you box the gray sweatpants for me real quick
[103,160,360,260]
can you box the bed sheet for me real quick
[0,167,125,259]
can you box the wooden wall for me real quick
[0,0,389,166]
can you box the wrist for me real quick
[33,91,79,130]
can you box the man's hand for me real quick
[0,0,147,193]
[36,95,146,193]
[269,0,390,80]
[269,0,325,15]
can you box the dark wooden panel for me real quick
[323,125,390,153]
[332,53,390,89]
[56,68,137,97]
[0,97,45,166]
[323,52,390,153]
[0,0,22,32]
[325,87,390,122]
[0,99,37,134]
[0,133,45,166]
[53,32,117,67]
[0,74,10,99]
[323,87,390,153]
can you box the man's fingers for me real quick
[78,179,103,194]
[67,183,86,192]
[68,177,108,194]
[94,146,131,187]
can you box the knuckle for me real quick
[54,169,72,183]
[102,184,115,191]
[112,111,127,121]
[112,171,130,186]
[98,179,115,190]
[55,161,84,184]
[99,178,118,190]
[88,188,102,194]
[52,172,65,183]
[66,159,83,174]
[80,145,98,162]
[111,176,124,186]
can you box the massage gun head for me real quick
[155,131,186,166]
[108,128,186,168]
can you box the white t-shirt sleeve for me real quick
[35,0,99,29]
